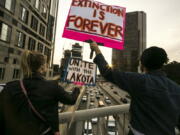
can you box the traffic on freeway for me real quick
[59,82,130,135]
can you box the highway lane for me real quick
[59,82,130,135]
[99,82,130,135]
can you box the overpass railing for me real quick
[59,104,130,135]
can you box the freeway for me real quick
[58,82,130,135]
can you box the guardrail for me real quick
[59,104,130,135]
[59,104,180,135]
[59,104,130,123]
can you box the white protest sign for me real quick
[66,59,96,85]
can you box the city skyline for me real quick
[54,0,180,65]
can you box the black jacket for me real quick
[94,54,180,135]
[0,73,80,135]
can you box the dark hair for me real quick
[140,46,168,70]
[21,50,46,77]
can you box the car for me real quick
[95,91,99,94]
[90,93,94,96]
[99,92,104,96]
[98,100,104,107]
[58,103,63,109]
[105,96,109,100]
[90,97,95,102]
[105,99,111,104]
[86,91,89,94]
[91,117,98,124]
[0,83,6,93]
[125,94,131,99]
[58,104,64,113]
[83,121,92,135]
[113,91,118,95]
[82,96,87,102]
[96,95,100,100]
[90,102,94,106]
[107,116,117,135]
[120,98,128,103]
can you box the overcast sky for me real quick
[53,0,180,65]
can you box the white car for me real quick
[83,121,93,135]
[91,117,98,124]
[105,99,111,104]
[105,97,109,100]
[107,116,117,135]
[0,83,6,93]
[90,102,94,106]
[82,96,87,102]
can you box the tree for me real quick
[163,61,180,84]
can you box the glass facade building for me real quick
[112,11,146,72]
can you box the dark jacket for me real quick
[0,73,80,135]
[94,54,180,135]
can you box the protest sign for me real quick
[62,0,126,50]
[65,58,96,85]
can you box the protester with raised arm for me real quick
[90,41,180,135]
[0,51,80,135]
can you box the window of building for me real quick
[0,0,16,12]
[0,67,5,80]
[35,0,40,10]
[46,16,54,41]
[44,47,51,62]
[12,69,20,79]
[49,71,52,76]
[37,42,44,53]
[0,22,11,42]
[39,24,45,37]
[42,5,47,18]
[5,0,12,11]
[19,5,29,24]
[28,37,36,51]
[5,0,15,12]
[31,16,38,31]
[4,57,9,63]
[13,58,17,64]
[15,31,26,48]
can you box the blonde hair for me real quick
[21,50,46,78]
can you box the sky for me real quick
[53,0,180,65]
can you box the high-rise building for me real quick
[112,11,146,72]
[0,0,59,83]
[59,43,83,80]
[71,43,83,59]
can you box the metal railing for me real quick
[59,104,130,123]
[59,104,180,135]
[59,104,130,135]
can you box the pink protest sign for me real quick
[62,0,126,50]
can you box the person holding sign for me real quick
[0,51,80,135]
[90,41,180,135]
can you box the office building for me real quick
[0,0,59,83]
[71,43,83,59]
[59,43,83,80]
[112,11,146,72]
